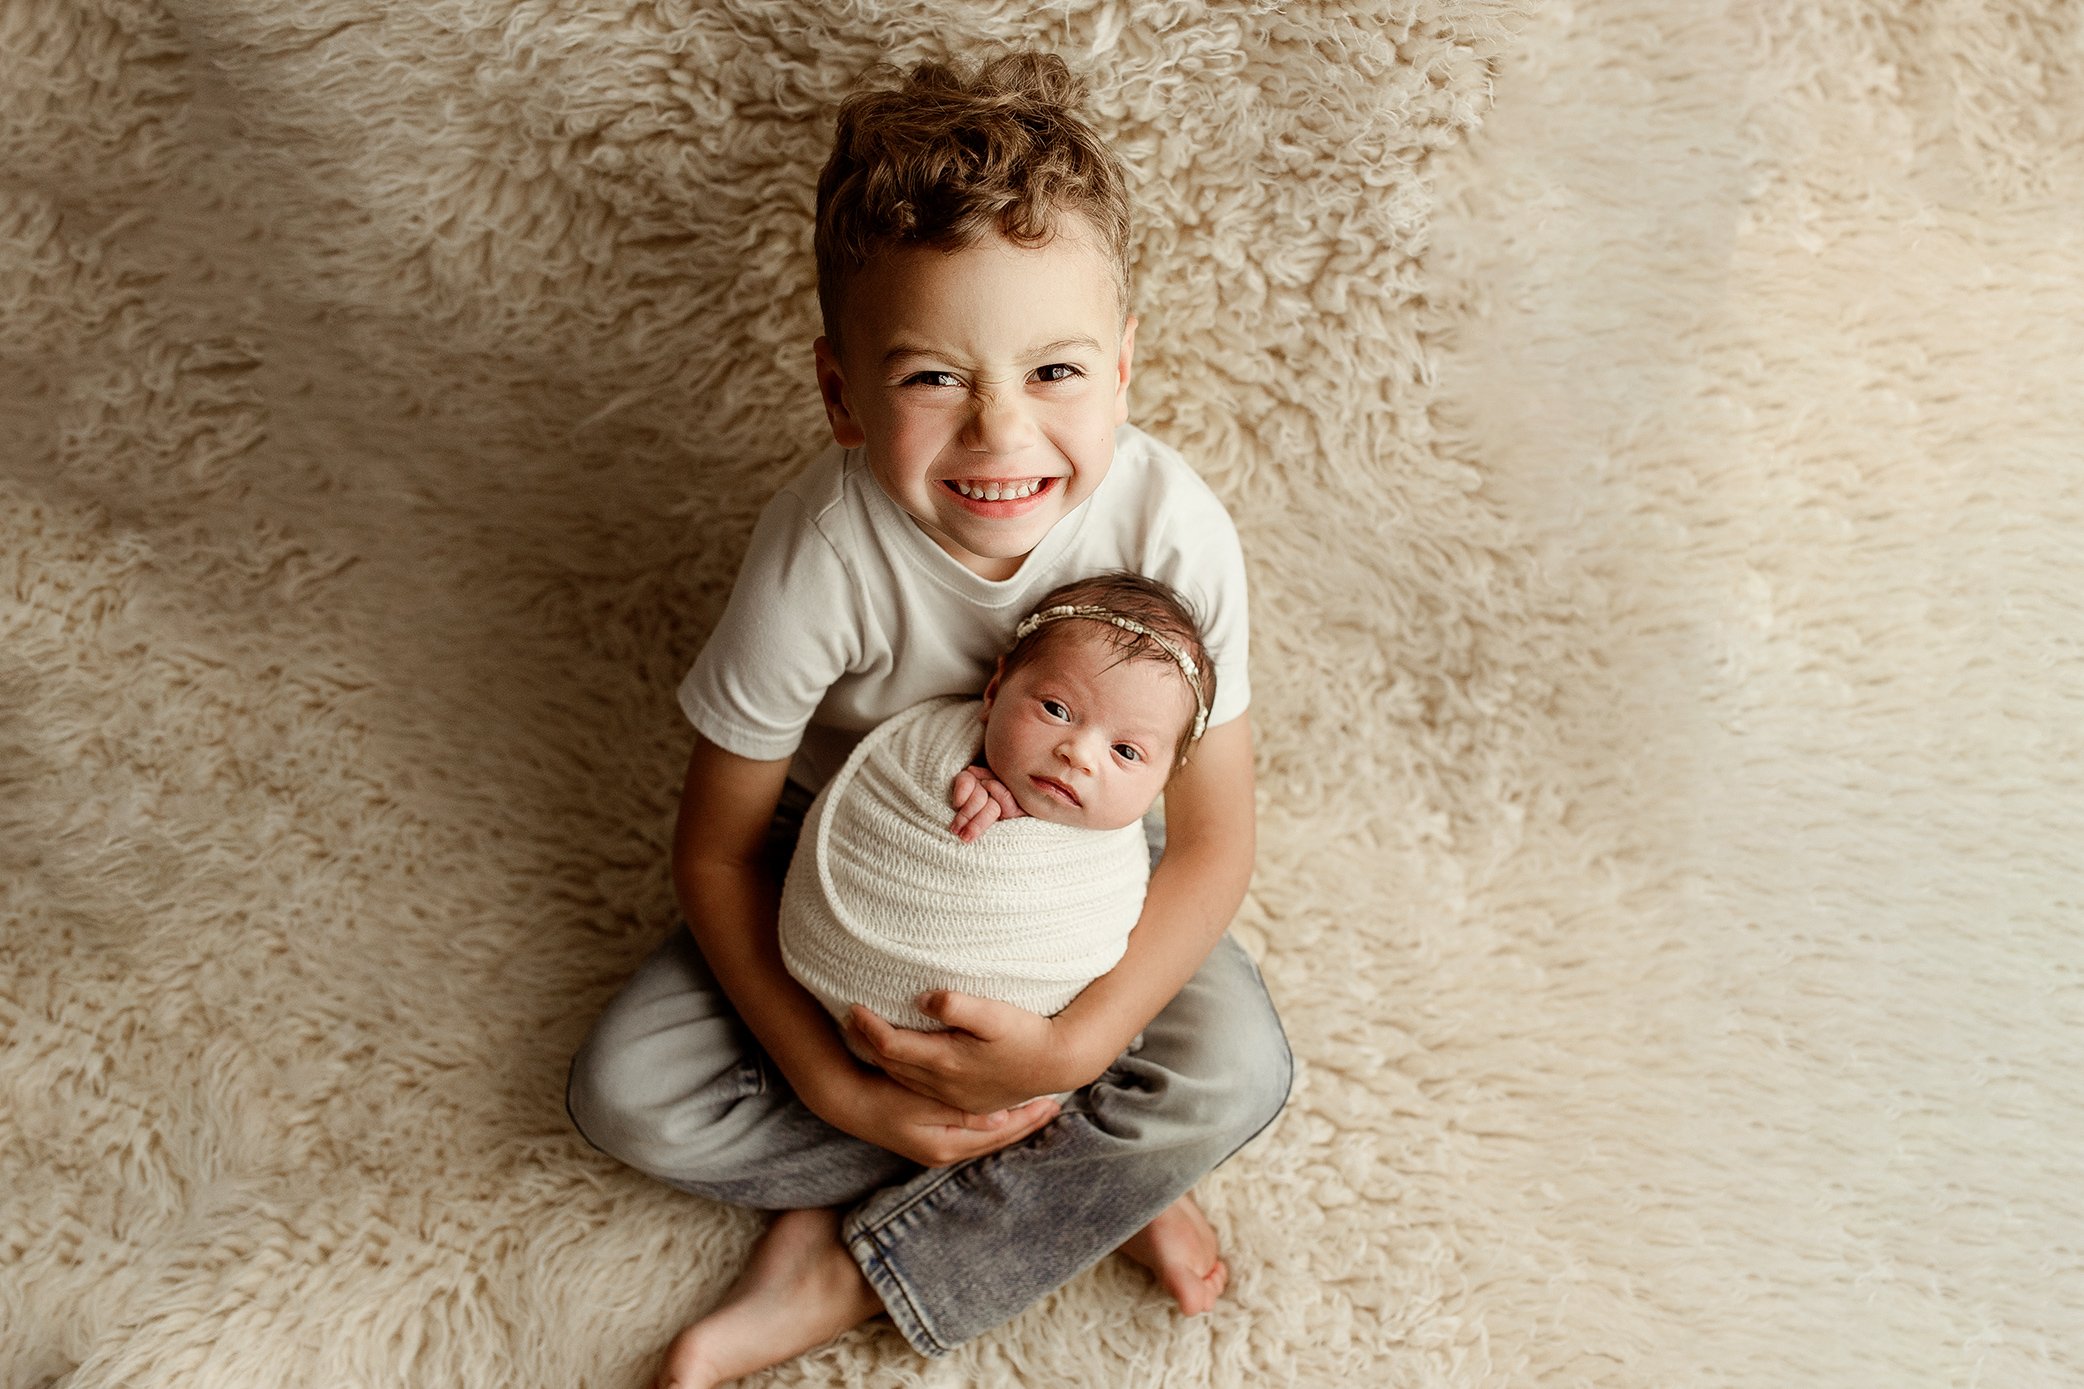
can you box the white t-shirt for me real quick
[678,422,1250,793]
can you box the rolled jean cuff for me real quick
[844,1179,964,1358]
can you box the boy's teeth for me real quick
[952,478,1042,501]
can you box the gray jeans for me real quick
[565,796,1292,1357]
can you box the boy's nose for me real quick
[962,390,1039,454]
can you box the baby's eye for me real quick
[1040,699,1070,720]
[1034,363,1084,384]
[1113,743,1143,763]
[903,371,961,388]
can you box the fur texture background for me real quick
[4,1,2078,1385]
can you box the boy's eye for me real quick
[1113,743,1143,763]
[1040,699,1069,720]
[1034,363,1084,384]
[903,371,961,388]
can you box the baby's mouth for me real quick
[944,477,1051,503]
[1031,774,1081,807]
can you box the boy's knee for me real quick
[1187,946,1293,1139]
[1098,965,1292,1157]
[564,1038,643,1163]
[1209,1010,1293,1148]
[564,1034,717,1177]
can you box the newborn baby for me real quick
[780,572,1215,1054]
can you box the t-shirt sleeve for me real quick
[1149,468,1252,731]
[1185,504,1252,731]
[676,491,863,761]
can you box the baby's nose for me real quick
[1056,733,1098,771]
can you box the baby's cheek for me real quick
[1118,778,1172,829]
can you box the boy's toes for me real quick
[1166,1256,1228,1316]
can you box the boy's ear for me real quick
[813,336,868,449]
[1111,314,1138,427]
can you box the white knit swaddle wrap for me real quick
[780,696,1149,1033]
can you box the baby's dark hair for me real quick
[814,52,1133,351]
[999,571,1215,771]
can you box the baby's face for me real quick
[812,217,1136,582]
[980,630,1195,831]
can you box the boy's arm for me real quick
[849,712,1257,1111]
[673,735,1059,1165]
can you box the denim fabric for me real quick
[565,791,1291,1356]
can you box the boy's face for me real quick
[979,628,1191,832]
[813,218,1136,582]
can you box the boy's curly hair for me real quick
[814,52,1133,350]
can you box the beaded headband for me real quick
[1011,604,1210,742]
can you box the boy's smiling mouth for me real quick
[942,477,1054,509]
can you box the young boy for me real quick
[565,52,1291,1387]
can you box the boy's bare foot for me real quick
[654,1208,883,1389]
[1118,1193,1230,1315]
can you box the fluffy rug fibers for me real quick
[5,1,2079,1385]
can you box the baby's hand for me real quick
[948,763,1025,842]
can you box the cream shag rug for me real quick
[5,1,2079,1385]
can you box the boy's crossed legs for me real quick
[650,1196,1225,1388]
[566,926,1290,1381]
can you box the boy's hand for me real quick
[846,993,1090,1114]
[948,764,1025,843]
[812,1064,1060,1168]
